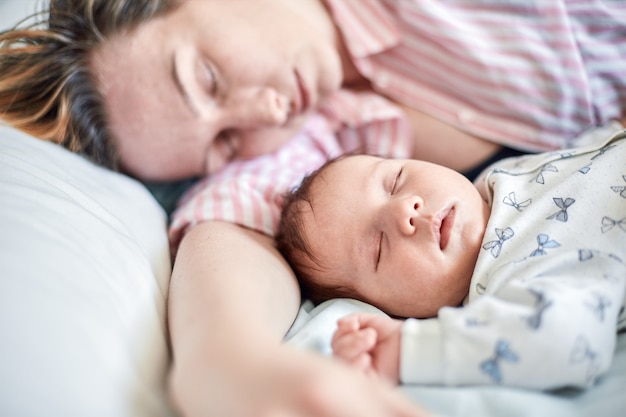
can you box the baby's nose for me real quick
[392,195,423,235]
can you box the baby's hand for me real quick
[331,313,403,384]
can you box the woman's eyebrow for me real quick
[171,55,199,117]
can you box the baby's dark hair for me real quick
[276,156,359,304]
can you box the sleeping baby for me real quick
[276,122,626,390]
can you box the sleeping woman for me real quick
[1,0,625,416]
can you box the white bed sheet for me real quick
[286,298,626,417]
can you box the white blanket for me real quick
[286,299,626,417]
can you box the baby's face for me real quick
[299,155,490,318]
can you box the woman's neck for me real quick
[316,0,370,90]
[337,35,370,90]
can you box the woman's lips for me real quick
[436,207,455,251]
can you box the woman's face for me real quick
[92,0,343,180]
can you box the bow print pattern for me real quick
[601,216,626,233]
[503,192,532,212]
[546,197,575,222]
[480,339,519,383]
[610,175,626,198]
[483,227,515,258]
[591,144,617,160]
[530,234,561,257]
[585,292,612,322]
[525,288,553,330]
[531,163,558,185]
[570,335,601,383]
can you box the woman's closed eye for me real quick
[196,57,219,98]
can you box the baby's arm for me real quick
[332,313,403,383]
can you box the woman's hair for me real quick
[276,156,359,304]
[0,0,173,169]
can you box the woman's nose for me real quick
[225,86,290,128]
[389,195,424,235]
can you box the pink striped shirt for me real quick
[169,0,626,250]
[325,0,626,150]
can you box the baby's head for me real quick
[277,154,490,318]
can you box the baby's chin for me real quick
[396,278,472,319]
[383,299,450,320]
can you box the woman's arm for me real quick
[395,102,501,172]
[167,220,299,416]
[167,220,430,417]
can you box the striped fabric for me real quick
[169,0,626,250]
[326,0,626,151]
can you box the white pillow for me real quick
[0,126,176,417]
[0,0,39,31]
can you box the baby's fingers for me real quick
[349,351,373,373]
[334,314,361,339]
[332,327,377,361]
